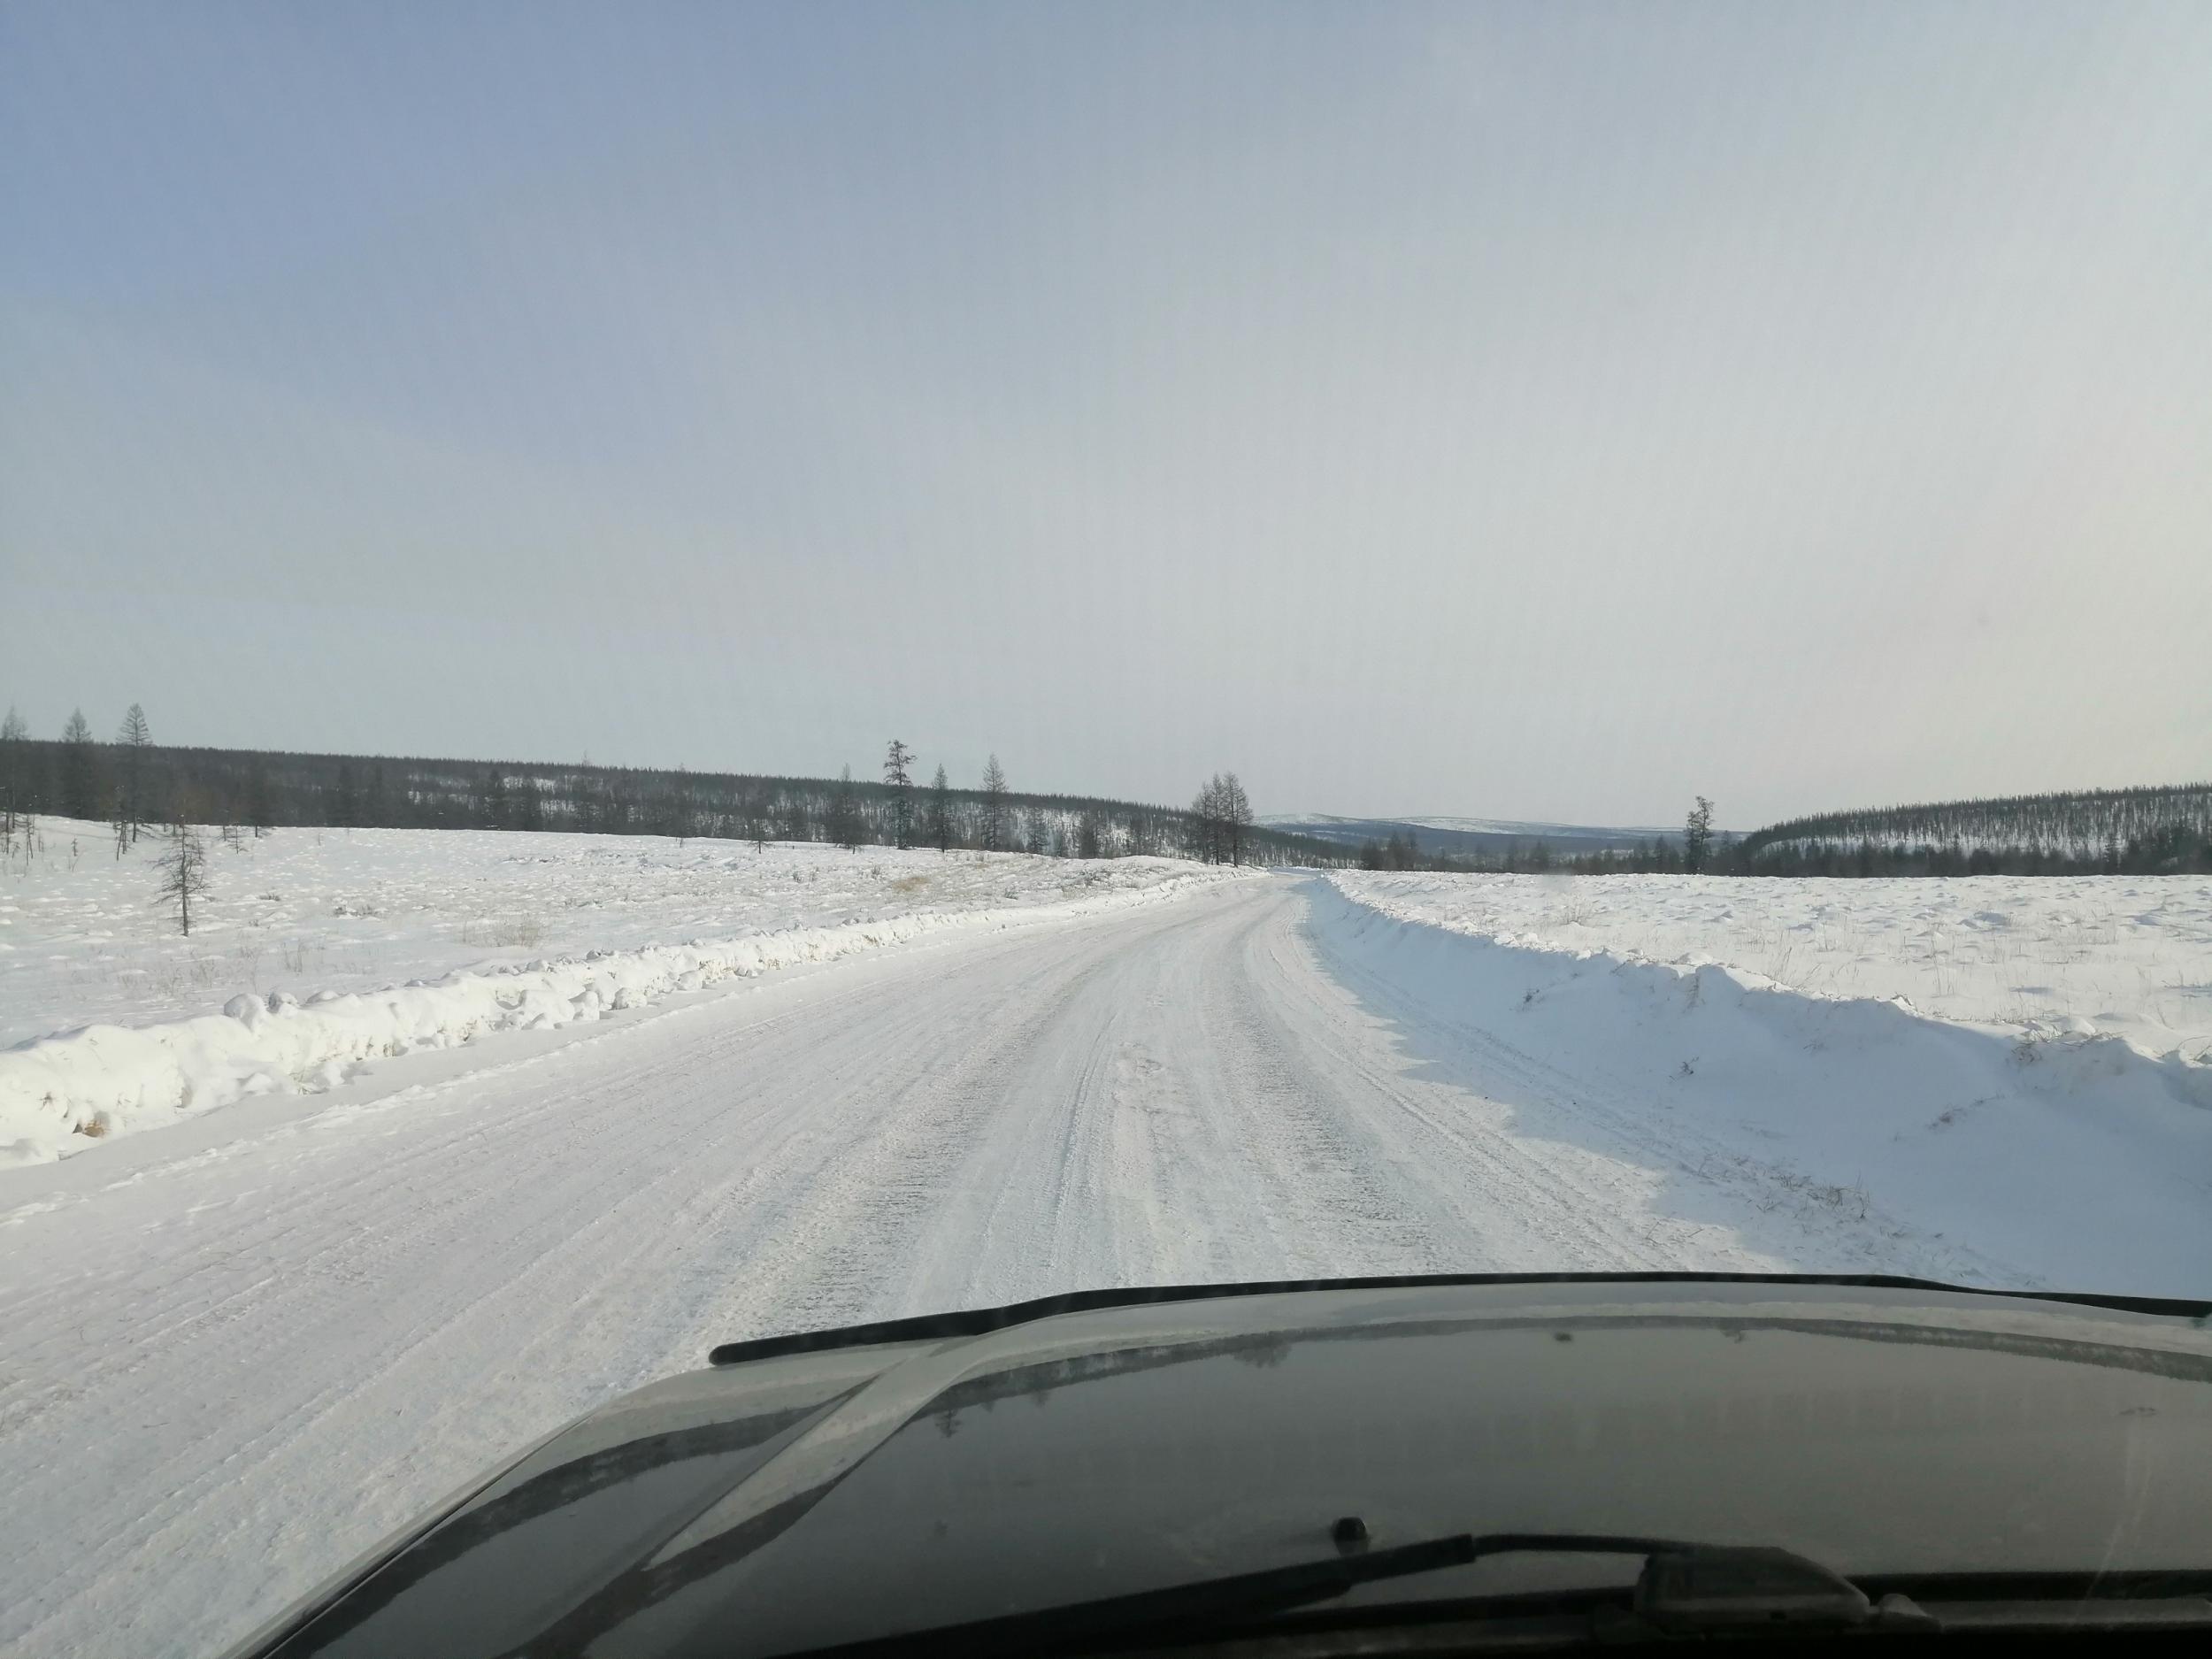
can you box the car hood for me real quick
[232,1275,2212,1658]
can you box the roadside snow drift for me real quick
[0,826,1248,1164]
[0,821,1235,1045]
[1317,874,2212,1294]
[1327,870,2212,1064]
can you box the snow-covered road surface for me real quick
[3,874,2206,1655]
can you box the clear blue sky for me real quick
[4,1,2208,826]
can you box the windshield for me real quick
[3,4,2208,1655]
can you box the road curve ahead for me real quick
[1,874,1771,1657]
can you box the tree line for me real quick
[1737,783,2212,876]
[1347,784,2212,879]
[1351,827,1738,876]
[0,709,1348,869]
[12,704,2200,883]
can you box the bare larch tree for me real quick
[154,810,211,935]
[1219,771,1254,866]
[116,703,153,842]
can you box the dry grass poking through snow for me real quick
[459,915,548,950]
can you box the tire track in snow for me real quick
[1294,881,2014,1281]
[0,875,1805,1658]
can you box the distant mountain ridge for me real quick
[1256,812,1685,857]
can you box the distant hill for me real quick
[1741,783,2212,873]
[0,739,1353,867]
[1256,812,1684,858]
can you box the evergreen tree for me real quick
[927,764,952,852]
[662,770,695,843]
[779,792,811,844]
[59,709,100,820]
[245,764,276,836]
[0,705,25,839]
[979,755,1009,851]
[884,740,915,849]
[1684,796,1715,874]
[327,763,359,828]
[829,765,862,850]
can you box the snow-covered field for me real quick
[0,821,1243,1164]
[1330,871,2212,1065]
[4,854,2211,1655]
[1312,870,2212,1303]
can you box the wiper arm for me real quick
[793,1530,1887,1656]
[793,1530,1479,1655]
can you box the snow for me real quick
[3,858,2210,1655]
[0,821,1248,1165]
[0,819,1232,1046]
[1318,872,2212,1292]
[1326,871,2212,1064]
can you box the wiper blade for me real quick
[799,1530,2212,1656]
[794,1531,1876,1656]
[795,1531,1479,1655]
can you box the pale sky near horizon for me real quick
[4,1,2208,828]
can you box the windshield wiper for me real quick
[789,1530,1474,1656]
[792,1531,1909,1655]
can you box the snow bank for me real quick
[0,821,1230,1048]
[0,858,1246,1166]
[1327,870,2212,1066]
[1314,876,2212,1293]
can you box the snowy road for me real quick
[0,872,2182,1655]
